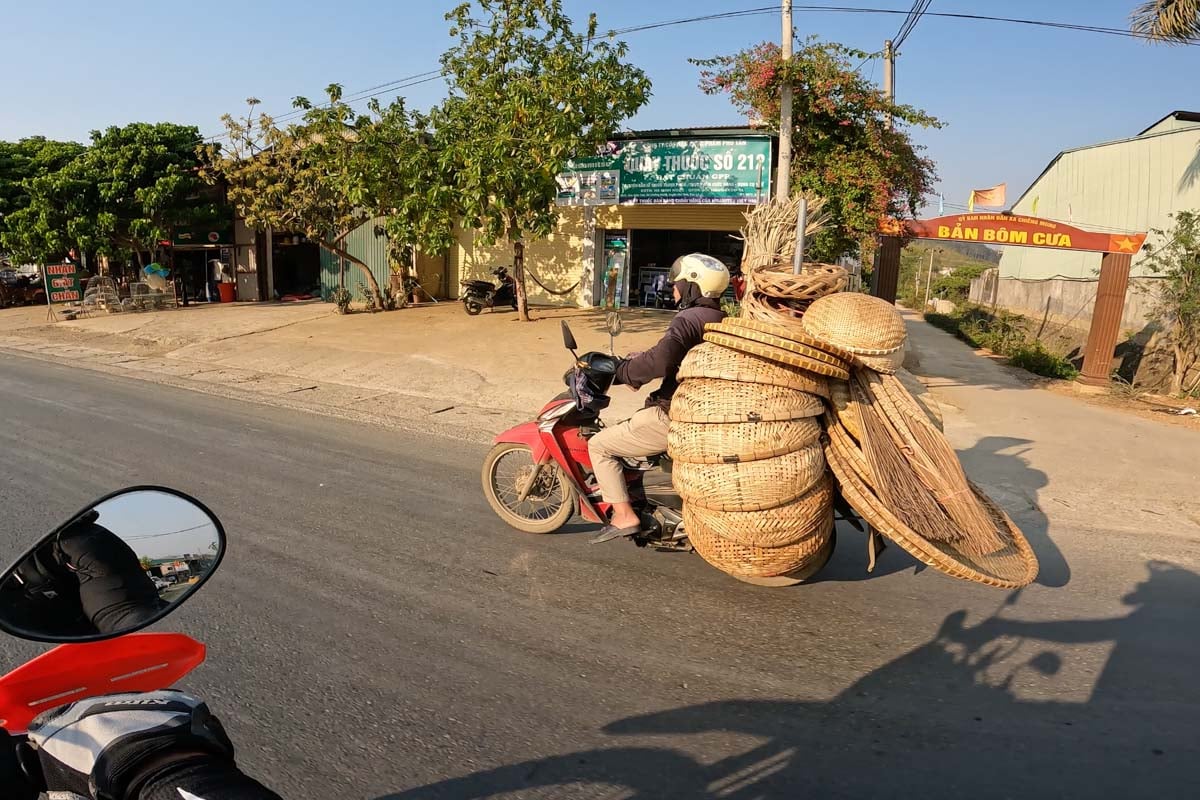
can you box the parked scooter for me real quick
[460,266,517,315]
[0,486,225,787]
[482,317,863,587]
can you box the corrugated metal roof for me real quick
[614,125,771,139]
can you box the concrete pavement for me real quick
[2,352,1198,798]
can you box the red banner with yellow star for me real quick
[879,213,1146,254]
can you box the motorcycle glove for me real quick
[26,690,236,800]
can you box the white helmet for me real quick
[669,253,730,299]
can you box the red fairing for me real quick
[0,633,206,733]
[493,421,550,462]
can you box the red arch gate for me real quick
[875,213,1147,386]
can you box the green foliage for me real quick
[0,137,85,226]
[721,298,741,317]
[1007,341,1080,380]
[4,124,212,264]
[693,37,942,261]
[897,243,994,308]
[925,305,1079,380]
[1138,209,1200,394]
[329,286,353,314]
[205,86,459,312]
[359,281,401,312]
[435,0,651,319]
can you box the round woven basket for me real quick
[750,262,848,302]
[684,472,833,548]
[854,346,906,375]
[824,422,1039,588]
[706,321,851,371]
[687,504,835,578]
[668,417,822,464]
[678,342,830,398]
[674,442,826,512]
[800,293,908,355]
[741,291,809,326]
[670,378,826,423]
[704,332,851,381]
[717,317,858,362]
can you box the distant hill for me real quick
[929,240,1001,264]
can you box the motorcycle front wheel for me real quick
[464,300,484,315]
[482,443,576,533]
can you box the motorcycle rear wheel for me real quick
[465,300,484,315]
[482,443,576,534]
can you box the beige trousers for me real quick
[587,406,671,505]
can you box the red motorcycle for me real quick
[0,486,224,762]
[480,319,847,587]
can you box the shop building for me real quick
[449,127,775,308]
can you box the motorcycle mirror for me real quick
[560,320,578,352]
[605,312,623,338]
[0,487,226,643]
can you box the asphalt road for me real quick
[1,351,1198,798]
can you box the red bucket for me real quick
[217,283,236,303]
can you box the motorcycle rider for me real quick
[2,690,281,799]
[588,253,729,544]
[1,511,168,637]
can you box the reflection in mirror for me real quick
[0,489,224,642]
[606,312,623,337]
[561,320,578,351]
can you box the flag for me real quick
[938,194,944,215]
[968,183,1007,212]
[1031,196,1040,216]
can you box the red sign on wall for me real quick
[882,214,1146,254]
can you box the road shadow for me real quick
[380,560,1199,799]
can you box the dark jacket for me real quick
[615,283,725,411]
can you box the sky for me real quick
[2,0,1197,213]
[94,489,221,561]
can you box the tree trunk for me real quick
[318,238,384,311]
[511,234,531,322]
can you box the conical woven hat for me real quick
[800,293,908,355]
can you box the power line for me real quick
[892,0,933,49]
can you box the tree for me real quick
[1131,0,1200,42]
[1139,210,1200,395]
[0,137,85,229]
[435,0,651,320]
[3,123,215,265]
[693,38,942,262]
[205,88,456,311]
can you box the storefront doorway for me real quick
[599,228,742,309]
[271,234,321,299]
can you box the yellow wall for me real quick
[449,204,753,307]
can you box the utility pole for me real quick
[776,0,793,201]
[923,248,936,309]
[882,39,895,130]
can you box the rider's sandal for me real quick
[589,523,642,545]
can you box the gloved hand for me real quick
[26,690,235,800]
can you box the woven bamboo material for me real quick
[825,421,1038,588]
[705,322,851,371]
[704,332,852,381]
[674,443,826,512]
[857,371,1006,556]
[740,194,832,273]
[827,382,864,442]
[800,293,908,355]
[670,378,825,423]
[684,473,833,548]
[687,504,835,578]
[668,418,822,464]
[714,317,858,362]
[854,347,906,375]
[750,263,848,301]
[677,342,831,398]
[740,290,810,325]
[893,368,943,431]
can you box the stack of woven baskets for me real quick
[668,270,855,584]
[669,258,1039,590]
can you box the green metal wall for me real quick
[319,217,392,299]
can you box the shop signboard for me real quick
[43,262,82,303]
[171,224,233,246]
[556,136,771,206]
